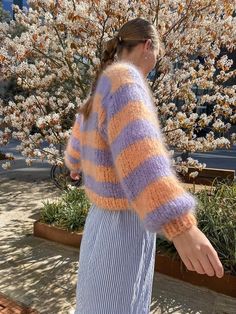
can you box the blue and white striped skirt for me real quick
[74,203,157,314]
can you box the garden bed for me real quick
[180,167,235,185]
[34,186,89,248]
[34,220,83,248]
[155,253,236,298]
[34,182,236,297]
[155,182,236,297]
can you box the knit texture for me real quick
[64,61,197,241]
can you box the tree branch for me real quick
[32,46,63,67]
[153,0,160,26]
[71,0,76,11]
[163,0,193,38]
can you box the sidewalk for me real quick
[1,146,236,313]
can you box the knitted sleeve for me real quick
[102,63,197,241]
[64,114,81,172]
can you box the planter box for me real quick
[33,220,83,249]
[155,253,236,298]
[180,167,235,186]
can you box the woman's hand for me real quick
[172,225,224,278]
[70,171,80,181]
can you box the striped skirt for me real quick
[74,203,157,314]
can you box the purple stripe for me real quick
[104,84,149,120]
[127,65,144,84]
[142,193,197,233]
[95,75,112,101]
[95,62,143,100]
[81,145,113,166]
[80,111,98,132]
[85,174,126,198]
[70,136,80,151]
[65,152,80,165]
[121,156,172,200]
[110,119,161,158]
[75,114,82,123]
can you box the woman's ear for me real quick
[144,39,152,51]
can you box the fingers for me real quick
[190,258,205,275]
[186,257,195,272]
[197,254,215,276]
[186,248,223,278]
[173,226,224,278]
[207,249,224,278]
[70,172,80,180]
[180,251,219,277]
[181,255,195,272]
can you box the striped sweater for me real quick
[64,61,197,241]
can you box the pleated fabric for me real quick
[74,203,156,314]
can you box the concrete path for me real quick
[1,142,236,313]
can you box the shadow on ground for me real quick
[0,221,79,313]
[0,177,78,314]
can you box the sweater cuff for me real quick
[161,212,197,241]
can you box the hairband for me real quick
[115,35,122,43]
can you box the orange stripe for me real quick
[115,138,168,179]
[66,143,80,160]
[85,187,129,210]
[71,96,107,150]
[132,176,186,219]
[108,100,159,143]
[104,63,135,93]
[162,212,197,241]
[71,119,81,137]
[82,159,119,183]
[64,157,81,171]
[79,129,107,150]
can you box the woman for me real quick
[65,18,223,314]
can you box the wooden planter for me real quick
[180,167,235,186]
[33,220,83,249]
[155,253,236,298]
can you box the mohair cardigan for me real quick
[64,61,197,241]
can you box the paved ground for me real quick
[1,141,236,313]
[191,145,236,173]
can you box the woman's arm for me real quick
[102,63,197,241]
[64,114,81,173]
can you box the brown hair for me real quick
[78,17,163,120]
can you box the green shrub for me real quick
[157,182,236,276]
[40,200,63,224]
[40,187,91,232]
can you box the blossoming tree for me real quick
[0,0,235,177]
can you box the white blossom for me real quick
[2,161,11,170]
[0,0,235,172]
[189,171,199,179]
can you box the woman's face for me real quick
[119,39,159,77]
[131,39,159,76]
[143,39,159,73]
